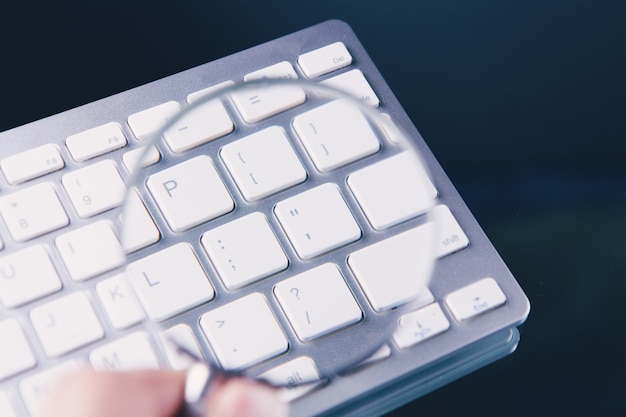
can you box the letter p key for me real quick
[163,180,178,197]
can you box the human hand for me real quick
[40,369,288,417]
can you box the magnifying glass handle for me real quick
[174,362,216,417]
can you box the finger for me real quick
[40,370,185,417]
[204,377,289,417]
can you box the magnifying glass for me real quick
[117,79,438,415]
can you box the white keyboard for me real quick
[0,20,530,417]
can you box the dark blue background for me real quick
[2,1,625,415]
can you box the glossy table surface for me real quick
[2,1,625,415]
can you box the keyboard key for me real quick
[119,190,160,253]
[244,61,299,82]
[0,319,36,381]
[322,69,380,107]
[120,190,161,253]
[232,62,305,123]
[298,42,353,78]
[393,303,450,349]
[275,184,361,259]
[19,361,80,417]
[348,225,435,312]
[445,278,507,321]
[432,205,470,257]
[122,144,161,173]
[30,292,104,357]
[292,99,380,172]
[260,356,323,402]
[1,144,64,185]
[127,243,215,322]
[347,152,437,230]
[348,344,392,371]
[0,182,69,243]
[90,332,159,371]
[147,155,234,232]
[163,98,233,153]
[220,126,307,201]
[96,273,145,329]
[201,212,288,290]
[0,244,62,308]
[66,122,127,162]
[187,80,235,104]
[0,391,18,417]
[61,159,126,218]
[274,263,362,342]
[127,101,181,141]
[161,324,203,370]
[56,220,125,282]
[199,293,288,370]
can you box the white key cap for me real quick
[201,212,288,290]
[164,99,233,153]
[61,160,126,218]
[147,155,234,232]
[161,324,203,370]
[122,144,161,173]
[445,278,507,321]
[119,190,160,253]
[0,182,69,242]
[187,80,235,104]
[19,361,80,417]
[351,344,392,370]
[348,225,435,312]
[0,319,36,381]
[433,205,469,257]
[0,236,3,251]
[56,220,125,282]
[96,273,145,329]
[0,245,62,308]
[30,292,104,357]
[274,184,361,259]
[220,126,307,201]
[244,61,299,82]
[199,293,288,370]
[292,99,380,172]
[127,243,215,322]
[0,391,18,417]
[1,144,64,185]
[232,62,305,123]
[127,101,181,141]
[66,122,127,162]
[260,356,322,402]
[274,263,362,342]
[298,42,353,78]
[322,69,380,107]
[90,332,159,371]
[347,152,437,230]
[393,303,450,349]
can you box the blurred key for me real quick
[66,122,127,162]
[30,292,104,357]
[56,220,125,282]
[0,244,62,308]
[61,159,126,218]
[90,332,159,371]
[0,319,36,381]
[1,144,64,185]
[0,182,69,242]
